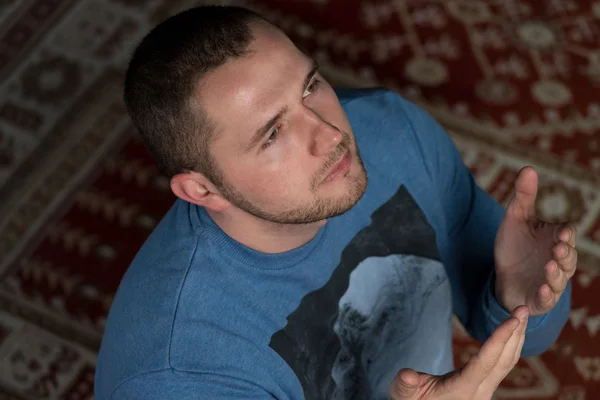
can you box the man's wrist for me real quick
[485,272,511,325]
[487,271,548,331]
[492,281,511,314]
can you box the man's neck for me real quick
[206,208,326,254]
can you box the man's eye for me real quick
[262,127,279,149]
[303,79,321,98]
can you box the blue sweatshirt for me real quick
[95,88,570,399]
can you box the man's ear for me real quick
[170,171,230,211]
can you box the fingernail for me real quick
[519,308,529,323]
[562,244,568,257]
[520,314,528,323]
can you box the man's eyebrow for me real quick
[243,60,320,153]
[244,106,289,153]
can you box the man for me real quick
[95,5,576,399]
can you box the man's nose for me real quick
[310,121,342,157]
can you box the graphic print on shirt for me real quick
[269,186,454,400]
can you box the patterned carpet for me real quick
[0,0,599,399]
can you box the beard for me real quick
[216,130,368,225]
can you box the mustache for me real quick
[311,131,351,189]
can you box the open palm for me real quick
[493,167,577,316]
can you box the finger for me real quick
[513,310,529,366]
[496,308,528,368]
[506,166,538,220]
[544,260,568,294]
[463,316,520,388]
[556,222,577,247]
[553,243,578,275]
[389,368,421,399]
[479,307,529,394]
[536,284,556,313]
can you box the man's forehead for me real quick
[196,33,311,135]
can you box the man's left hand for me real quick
[493,166,577,316]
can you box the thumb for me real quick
[506,166,538,220]
[390,368,421,399]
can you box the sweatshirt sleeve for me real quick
[395,93,570,357]
[109,369,274,400]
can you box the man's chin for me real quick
[240,201,357,226]
[230,176,367,225]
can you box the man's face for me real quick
[197,23,367,225]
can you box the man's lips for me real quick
[323,150,351,183]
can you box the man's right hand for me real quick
[389,306,529,400]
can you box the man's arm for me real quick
[395,94,570,357]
